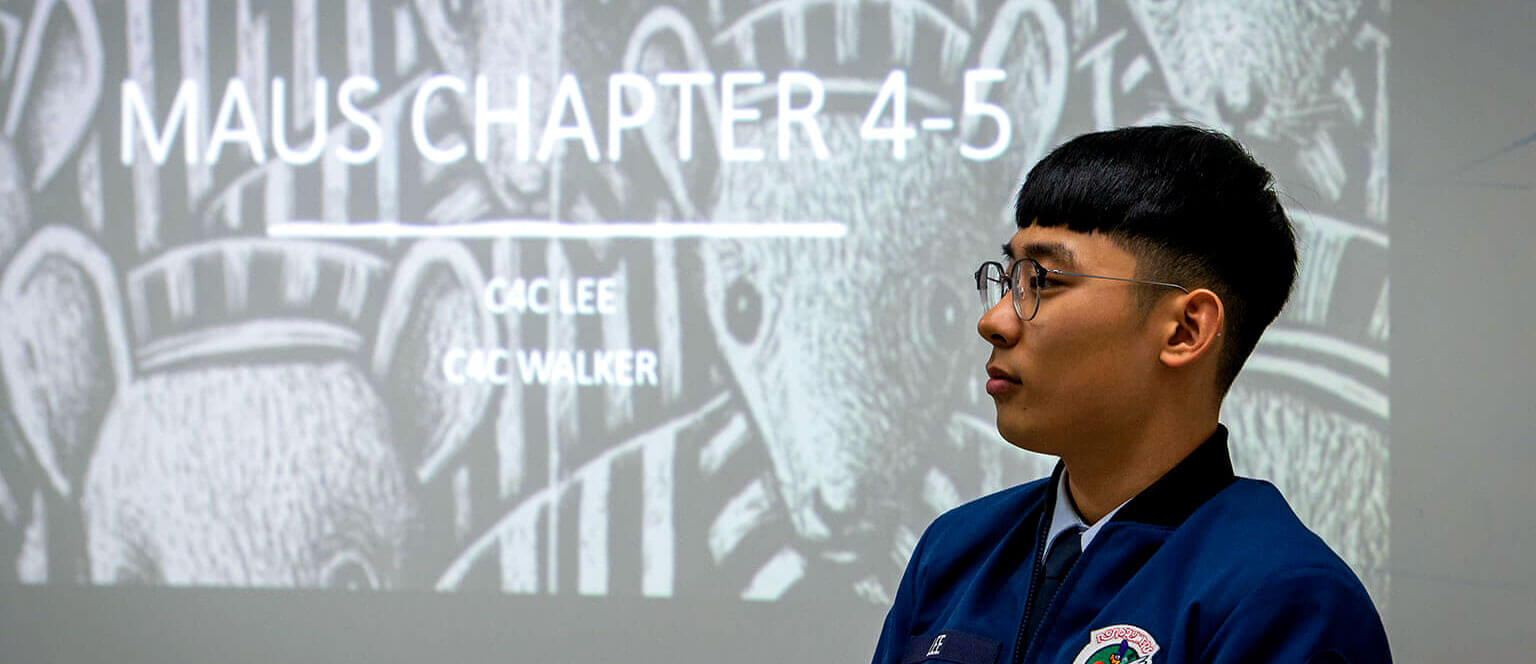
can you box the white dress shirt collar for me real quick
[1047,469,1132,553]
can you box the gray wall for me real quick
[1391,1,1536,660]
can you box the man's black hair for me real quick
[1014,125,1297,393]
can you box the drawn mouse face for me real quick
[1,229,496,587]
[1126,0,1361,126]
[702,117,986,543]
[616,1,1070,561]
[411,0,563,212]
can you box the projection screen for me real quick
[0,0,1390,655]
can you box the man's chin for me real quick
[994,415,1061,457]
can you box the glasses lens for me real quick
[978,262,1006,312]
[1009,260,1041,321]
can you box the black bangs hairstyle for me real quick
[1013,125,1298,393]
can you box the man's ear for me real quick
[1159,288,1224,370]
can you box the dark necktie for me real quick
[1022,526,1085,650]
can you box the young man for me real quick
[871,126,1390,664]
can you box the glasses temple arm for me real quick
[1047,269,1190,293]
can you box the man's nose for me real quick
[977,297,1020,347]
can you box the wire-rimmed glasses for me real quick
[974,258,1189,321]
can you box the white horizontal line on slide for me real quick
[268,220,849,239]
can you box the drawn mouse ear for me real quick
[973,0,1068,184]
[2,0,103,191]
[622,6,718,219]
[0,226,130,498]
[372,240,498,483]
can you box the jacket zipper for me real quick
[1011,506,1051,664]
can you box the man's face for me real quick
[977,226,1165,456]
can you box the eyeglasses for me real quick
[973,258,1189,321]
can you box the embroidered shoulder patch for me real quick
[1070,624,1160,664]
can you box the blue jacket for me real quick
[872,427,1390,664]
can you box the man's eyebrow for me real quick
[1000,242,1015,259]
[1017,241,1078,269]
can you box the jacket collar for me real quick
[1043,424,1237,531]
[1111,424,1236,528]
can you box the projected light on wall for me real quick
[0,0,1389,609]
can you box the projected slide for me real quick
[0,0,1389,607]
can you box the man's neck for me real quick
[1060,414,1219,525]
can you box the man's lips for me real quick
[985,365,1020,395]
